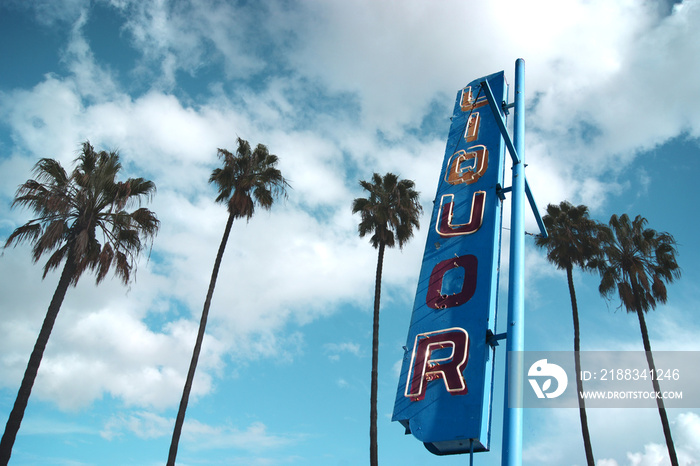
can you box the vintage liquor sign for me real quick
[392,71,507,455]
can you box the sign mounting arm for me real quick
[480,78,547,239]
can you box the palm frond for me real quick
[95,243,115,284]
[129,208,160,237]
[617,282,636,313]
[42,245,68,279]
[32,158,69,186]
[4,222,42,249]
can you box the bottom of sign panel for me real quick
[424,438,489,455]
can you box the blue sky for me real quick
[1,0,700,465]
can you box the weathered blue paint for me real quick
[392,71,508,455]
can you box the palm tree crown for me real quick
[5,141,159,284]
[209,137,289,220]
[352,172,422,250]
[598,213,681,313]
[535,201,602,272]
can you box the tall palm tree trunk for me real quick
[635,306,679,466]
[0,253,76,465]
[565,266,595,466]
[370,242,385,466]
[167,213,235,466]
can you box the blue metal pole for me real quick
[502,58,525,466]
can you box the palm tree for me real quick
[167,138,289,466]
[534,201,601,466]
[1,141,159,465]
[352,172,422,466]
[597,213,681,466]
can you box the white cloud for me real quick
[101,410,302,454]
[101,410,172,440]
[0,77,86,162]
[597,412,700,465]
[183,419,304,452]
[336,378,350,388]
[3,298,226,410]
[108,0,269,88]
[4,0,88,26]
[324,342,361,361]
[524,409,700,466]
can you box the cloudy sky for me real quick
[1,0,700,465]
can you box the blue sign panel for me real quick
[392,71,507,455]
